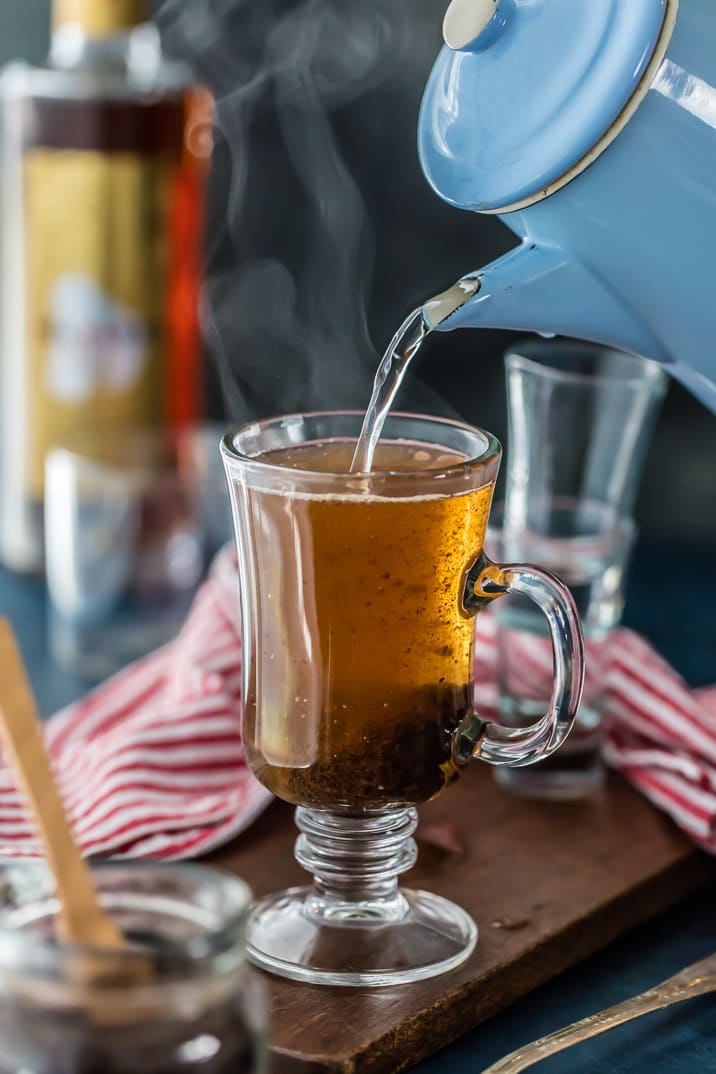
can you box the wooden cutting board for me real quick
[213,770,714,1073]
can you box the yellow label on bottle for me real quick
[24,148,172,496]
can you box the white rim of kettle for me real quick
[484,0,679,216]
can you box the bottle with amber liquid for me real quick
[0,0,209,572]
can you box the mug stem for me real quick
[244,807,477,987]
[295,807,417,920]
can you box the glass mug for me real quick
[221,412,584,987]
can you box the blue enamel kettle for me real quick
[418,0,716,411]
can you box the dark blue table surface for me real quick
[1,540,715,1073]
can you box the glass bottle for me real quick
[0,0,209,573]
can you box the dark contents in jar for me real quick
[0,994,259,1073]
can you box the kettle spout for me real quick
[426,242,671,364]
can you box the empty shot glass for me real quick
[488,500,636,798]
[491,340,667,799]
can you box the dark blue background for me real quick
[4,0,716,546]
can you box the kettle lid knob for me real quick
[443,0,514,52]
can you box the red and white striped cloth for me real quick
[1,546,715,859]
[475,615,716,853]
[0,549,270,860]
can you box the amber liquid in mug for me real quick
[241,440,493,811]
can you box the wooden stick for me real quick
[0,620,124,949]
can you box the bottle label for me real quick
[24,148,173,496]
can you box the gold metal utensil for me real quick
[481,951,716,1073]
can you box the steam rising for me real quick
[157,0,444,421]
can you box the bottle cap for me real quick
[53,0,149,35]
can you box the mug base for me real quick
[246,886,477,987]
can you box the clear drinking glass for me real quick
[45,424,232,681]
[493,341,667,799]
[221,411,585,987]
[0,861,265,1073]
[503,341,667,529]
[489,501,636,798]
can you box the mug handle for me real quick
[456,554,585,767]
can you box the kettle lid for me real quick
[420,0,671,213]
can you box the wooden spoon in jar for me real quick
[0,619,125,950]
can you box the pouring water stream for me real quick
[350,276,480,473]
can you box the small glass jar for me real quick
[0,861,265,1074]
